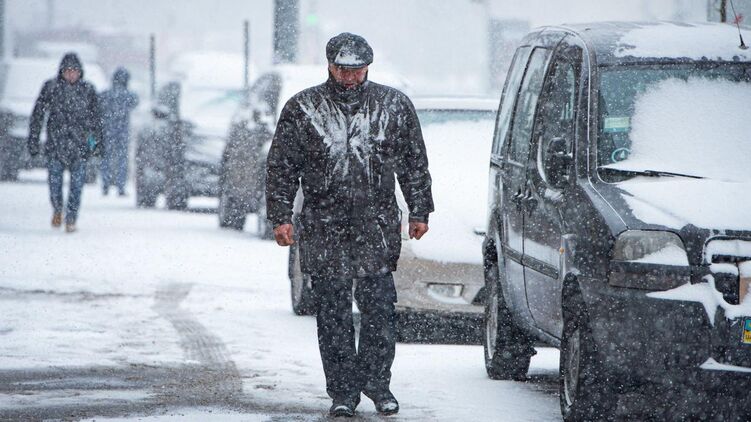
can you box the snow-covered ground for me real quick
[0,170,561,421]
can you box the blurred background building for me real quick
[1,0,739,98]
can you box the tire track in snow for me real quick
[152,282,243,405]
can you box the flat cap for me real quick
[326,32,373,68]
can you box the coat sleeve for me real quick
[266,99,304,227]
[395,95,434,223]
[28,80,54,151]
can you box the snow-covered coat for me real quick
[267,77,434,279]
[28,53,103,164]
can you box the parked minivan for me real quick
[482,22,751,420]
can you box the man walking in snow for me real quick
[99,67,139,196]
[266,32,433,417]
[28,52,103,233]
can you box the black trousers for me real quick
[312,272,397,401]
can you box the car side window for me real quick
[507,48,552,164]
[492,46,532,156]
[534,45,582,183]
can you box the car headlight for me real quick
[613,230,688,266]
[609,231,690,290]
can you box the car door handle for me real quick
[512,189,524,205]
[522,190,537,211]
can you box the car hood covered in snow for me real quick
[595,178,751,233]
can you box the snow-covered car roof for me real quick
[168,51,249,90]
[544,21,751,64]
[412,96,498,112]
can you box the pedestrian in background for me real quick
[28,52,103,233]
[266,33,433,417]
[99,67,139,196]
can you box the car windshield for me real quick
[181,87,244,135]
[596,63,751,182]
[408,107,495,264]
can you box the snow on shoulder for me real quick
[615,22,751,61]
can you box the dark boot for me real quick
[329,395,360,417]
[367,390,399,416]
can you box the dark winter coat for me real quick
[267,77,434,279]
[99,68,139,148]
[28,53,103,164]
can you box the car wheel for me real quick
[559,287,615,421]
[0,148,19,181]
[218,192,245,230]
[289,243,315,316]
[483,253,534,380]
[135,172,157,208]
[256,200,274,240]
[165,176,188,211]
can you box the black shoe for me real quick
[329,395,360,417]
[370,391,399,416]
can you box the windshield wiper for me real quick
[598,167,704,179]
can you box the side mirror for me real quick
[544,137,573,189]
[151,106,169,120]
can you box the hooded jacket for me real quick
[267,77,434,279]
[28,53,103,163]
[99,67,139,145]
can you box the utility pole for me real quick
[273,0,299,64]
[243,20,250,90]
[149,34,156,101]
[0,0,5,59]
[47,0,55,29]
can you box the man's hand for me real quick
[409,222,429,240]
[273,223,295,246]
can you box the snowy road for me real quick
[0,171,562,421]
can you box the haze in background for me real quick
[8,0,707,96]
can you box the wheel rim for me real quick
[485,288,499,360]
[563,327,581,408]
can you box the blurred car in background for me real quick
[288,95,498,345]
[219,65,412,236]
[0,57,106,181]
[135,52,245,209]
[218,64,326,236]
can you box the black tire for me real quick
[135,168,158,208]
[483,252,535,380]
[136,189,157,208]
[559,286,615,421]
[165,177,188,210]
[0,153,19,181]
[218,193,246,230]
[256,200,274,240]
[289,244,315,315]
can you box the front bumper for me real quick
[580,275,751,385]
[393,248,484,316]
